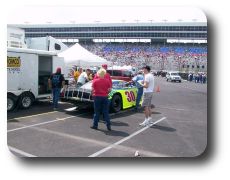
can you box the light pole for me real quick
[134,19,140,43]
[177,19,183,44]
[192,19,197,46]
[162,19,168,71]
[148,19,154,46]
[162,19,168,45]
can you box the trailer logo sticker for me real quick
[7,56,21,73]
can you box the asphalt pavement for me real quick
[7,77,207,157]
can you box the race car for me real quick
[62,80,139,112]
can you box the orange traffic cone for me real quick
[156,85,160,92]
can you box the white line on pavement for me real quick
[157,106,188,111]
[88,117,167,157]
[7,116,76,133]
[8,111,58,121]
[8,146,37,157]
[65,107,77,111]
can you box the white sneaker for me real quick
[148,117,153,124]
[139,119,149,126]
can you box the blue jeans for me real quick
[136,87,143,109]
[52,88,61,108]
[93,96,111,128]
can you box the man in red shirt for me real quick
[91,68,111,131]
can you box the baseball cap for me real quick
[56,67,61,73]
[102,64,108,69]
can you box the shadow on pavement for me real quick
[94,128,130,137]
[150,124,176,132]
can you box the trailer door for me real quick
[38,56,52,95]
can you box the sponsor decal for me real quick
[7,56,21,73]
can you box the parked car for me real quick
[166,71,182,82]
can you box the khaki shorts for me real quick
[142,92,153,107]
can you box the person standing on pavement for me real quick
[139,65,155,126]
[48,67,65,110]
[131,70,144,112]
[202,73,207,84]
[91,68,112,131]
[93,64,112,123]
[94,64,112,89]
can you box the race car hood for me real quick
[78,79,129,93]
[78,81,92,93]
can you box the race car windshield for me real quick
[112,81,126,89]
[171,73,179,76]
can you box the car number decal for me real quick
[125,91,135,102]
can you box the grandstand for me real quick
[14,22,207,72]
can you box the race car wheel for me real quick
[7,94,17,111]
[19,92,34,109]
[110,94,122,113]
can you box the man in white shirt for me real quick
[139,65,155,126]
[76,69,91,88]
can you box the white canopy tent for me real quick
[58,43,109,68]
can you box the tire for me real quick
[7,94,17,111]
[19,92,34,109]
[110,94,122,113]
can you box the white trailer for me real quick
[25,36,68,53]
[7,47,65,111]
[7,26,27,48]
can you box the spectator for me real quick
[189,73,193,82]
[131,70,144,112]
[94,64,112,122]
[76,69,91,88]
[199,73,203,84]
[194,74,198,83]
[48,67,65,110]
[73,67,82,82]
[202,73,207,84]
[139,65,155,126]
[81,43,207,73]
[94,64,112,89]
[91,68,112,131]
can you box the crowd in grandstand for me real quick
[81,43,207,72]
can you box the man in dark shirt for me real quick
[48,67,65,110]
